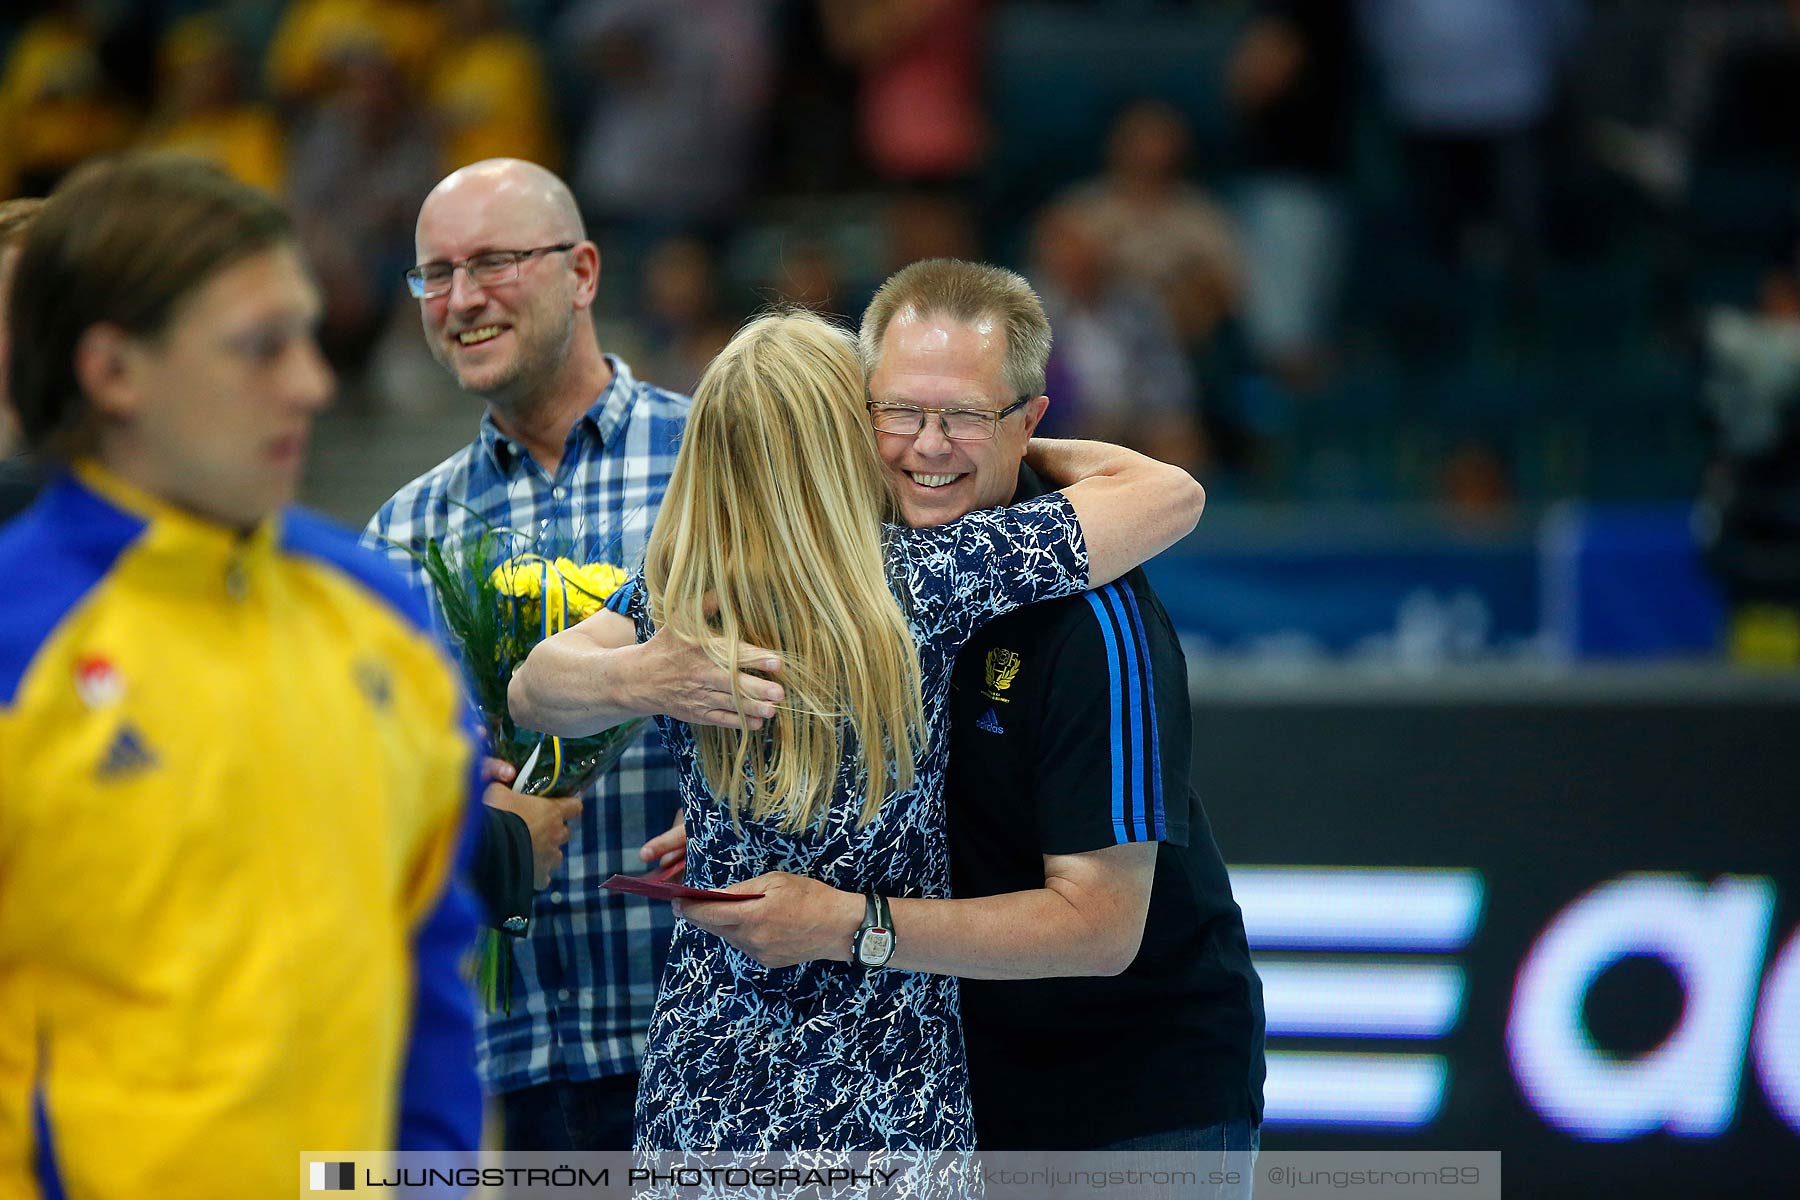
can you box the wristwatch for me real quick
[852,889,896,968]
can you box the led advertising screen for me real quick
[1197,688,1799,1198]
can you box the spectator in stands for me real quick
[0,197,45,520]
[819,0,988,184]
[1030,202,1205,473]
[430,0,560,176]
[1598,0,1800,206]
[286,39,440,372]
[1700,209,1800,664]
[266,0,445,111]
[142,16,285,197]
[767,236,851,322]
[882,191,980,277]
[0,0,137,198]
[1438,442,1514,520]
[763,2,861,194]
[1226,0,1356,390]
[558,0,775,237]
[1359,0,1584,278]
[639,236,736,395]
[1060,100,1242,358]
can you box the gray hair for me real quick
[858,258,1052,398]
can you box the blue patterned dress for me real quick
[610,493,1089,1151]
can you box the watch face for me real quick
[858,927,893,965]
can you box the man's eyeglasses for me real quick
[866,397,1033,442]
[404,243,576,299]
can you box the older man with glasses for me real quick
[670,258,1265,1181]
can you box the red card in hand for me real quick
[602,872,763,902]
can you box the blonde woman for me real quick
[509,310,1203,1151]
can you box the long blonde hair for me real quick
[644,311,925,830]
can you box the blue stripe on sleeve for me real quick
[1087,582,1167,844]
[1099,585,1147,841]
[1084,589,1130,843]
[1118,584,1167,839]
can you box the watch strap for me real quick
[854,888,896,967]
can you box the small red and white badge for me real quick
[74,656,124,709]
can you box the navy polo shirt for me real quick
[947,466,1266,1148]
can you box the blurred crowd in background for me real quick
[2,0,1798,641]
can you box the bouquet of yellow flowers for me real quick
[408,528,641,796]
[398,515,643,1009]
[490,557,629,624]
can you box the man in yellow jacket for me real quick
[0,154,482,1197]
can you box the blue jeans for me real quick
[1098,1117,1260,1198]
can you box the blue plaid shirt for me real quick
[362,356,688,1094]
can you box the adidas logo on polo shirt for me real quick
[95,723,158,780]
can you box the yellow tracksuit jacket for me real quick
[0,464,482,1198]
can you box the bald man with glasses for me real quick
[364,159,731,1152]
